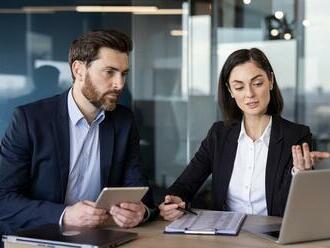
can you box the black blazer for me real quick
[167,116,312,217]
[0,91,154,234]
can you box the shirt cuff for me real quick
[291,167,302,176]
[141,205,150,223]
[59,208,67,225]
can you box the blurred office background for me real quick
[0,0,329,207]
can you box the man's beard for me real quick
[81,73,121,111]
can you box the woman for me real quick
[159,48,328,221]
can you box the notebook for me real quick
[246,169,330,244]
[2,224,137,248]
[164,210,246,235]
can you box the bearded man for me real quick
[0,30,155,236]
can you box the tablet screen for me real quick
[95,187,149,210]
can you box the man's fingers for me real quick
[112,215,126,228]
[119,202,143,212]
[110,203,145,228]
[64,201,110,227]
[113,212,132,225]
[77,215,108,227]
[83,200,97,207]
[79,209,109,225]
[110,205,136,220]
[83,205,107,216]
[86,213,110,222]
[112,212,137,228]
[110,205,126,215]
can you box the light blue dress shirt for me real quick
[65,88,105,205]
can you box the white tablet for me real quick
[95,187,149,210]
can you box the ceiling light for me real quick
[76,6,157,13]
[270,29,279,36]
[243,0,251,5]
[284,33,292,40]
[170,30,187,36]
[134,9,187,15]
[274,11,284,20]
[22,6,75,13]
[1,5,185,15]
[302,19,311,27]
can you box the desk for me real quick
[118,215,330,248]
[4,216,330,248]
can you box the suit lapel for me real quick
[214,123,241,208]
[265,116,284,214]
[52,91,70,202]
[99,112,114,188]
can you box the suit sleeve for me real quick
[166,124,216,203]
[273,125,312,217]
[0,108,65,234]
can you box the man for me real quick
[0,29,155,235]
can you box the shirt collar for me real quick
[67,88,105,127]
[238,116,272,146]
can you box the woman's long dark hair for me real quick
[218,48,283,126]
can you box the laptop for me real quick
[246,169,330,244]
[2,224,137,248]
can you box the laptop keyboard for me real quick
[263,231,280,238]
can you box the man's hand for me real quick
[110,202,146,228]
[292,143,330,171]
[63,200,110,227]
[159,195,185,221]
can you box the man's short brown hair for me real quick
[68,29,132,80]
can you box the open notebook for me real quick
[165,210,246,235]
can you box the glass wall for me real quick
[131,0,190,199]
[0,0,329,206]
[303,0,330,154]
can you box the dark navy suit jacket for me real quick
[167,116,312,217]
[0,91,154,235]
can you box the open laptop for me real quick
[246,169,330,244]
[2,224,137,248]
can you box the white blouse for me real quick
[226,117,272,216]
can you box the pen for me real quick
[164,202,198,216]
